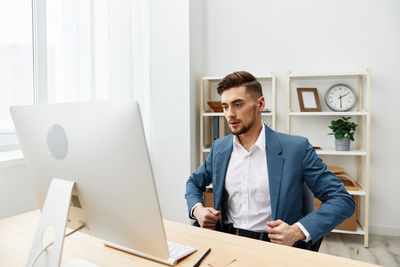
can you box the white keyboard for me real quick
[167,241,197,261]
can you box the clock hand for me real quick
[340,96,342,108]
[342,93,349,98]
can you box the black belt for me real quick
[222,223,270,242]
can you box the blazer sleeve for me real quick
[298,139,355,244]
[185,145,214,217]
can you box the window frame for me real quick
[0,0,46,152]
[32,0,48,105]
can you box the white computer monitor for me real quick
[10,101,195,266]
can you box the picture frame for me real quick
[296,88,321,112]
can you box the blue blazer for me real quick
[185,125,355,245]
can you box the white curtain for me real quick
[48,0,151,135]
[92,0,151,135]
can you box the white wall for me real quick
[0,164,37,219]
[149,0,191,223]
[193,0,400,235]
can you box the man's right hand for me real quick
[193,205,221,229]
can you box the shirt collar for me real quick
[233,123,266,152]
[254,123,266,151]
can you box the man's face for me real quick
[220,86,264,135]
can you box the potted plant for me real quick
[328,117,358,151]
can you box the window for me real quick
[44,0,151,135]
[46,0,93,103]
[0,0,150,152]
[0,0,33,151]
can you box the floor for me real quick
[319,233,400,267]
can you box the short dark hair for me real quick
[217,71,262,99]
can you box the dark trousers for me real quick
[193,221,322,252]
[221,223,270,242]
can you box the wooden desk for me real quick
[0,211,379,267]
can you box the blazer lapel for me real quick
[265,125,284,220]
[214,136,233,210]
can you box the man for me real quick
[185,71,355,250]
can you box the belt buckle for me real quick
[259,232,264,240]
[235,228,239,235]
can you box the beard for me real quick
[230,120,253,135]
[229,107,258,135]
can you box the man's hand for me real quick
[193,205,221,229]
[266,220,305,246]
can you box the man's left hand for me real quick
[266,220,305,246]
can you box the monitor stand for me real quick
[26,178,99,267]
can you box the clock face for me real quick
[325,84,357,111]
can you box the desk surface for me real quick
[0,211,378,267]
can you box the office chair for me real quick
[302,183,323,251]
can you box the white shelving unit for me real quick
[290,112,368,116]
[200,74,276,163]
[316,149,367,156]
[203,112,274,117]
[332,224,365,235]
[286,69,371,247]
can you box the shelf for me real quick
[331,223,365,235]
[289,111,368,116]
[316,149,367,156]
[202,75,273,81]
[206,182,365,197]
[203,112,273,117]
[339,175,367,196]
[202,112,224,117]
[204,148,368,157]
[203,148,210,153]
[289,72,367,79]
[348,189,366,196]
[286,69,370,247]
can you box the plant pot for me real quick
[335,137,350,151]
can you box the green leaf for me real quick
[335,133,343,139]
[329,116,358,141]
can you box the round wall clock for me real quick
[325,83,357,111]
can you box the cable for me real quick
[29,223,86,267]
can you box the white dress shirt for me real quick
[224,123,271,232]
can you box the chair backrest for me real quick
[302,183,314,216]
